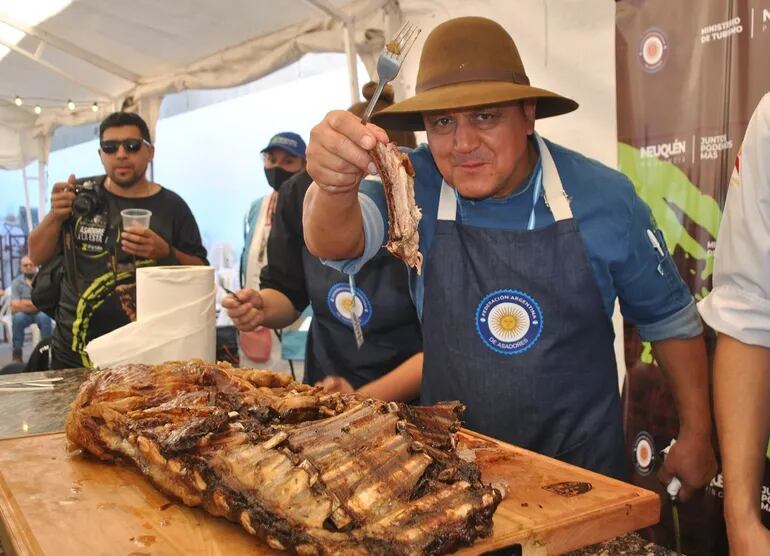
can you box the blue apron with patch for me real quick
[421,135,627,479]
[302,248,422,389]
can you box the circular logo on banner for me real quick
[475,290,543,355]
[638,28,668,73]
[632,431,656,476]
[326,283,372,328]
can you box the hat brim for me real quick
[371,81,578,131]
[260,145,306,159]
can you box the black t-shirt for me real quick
[52,179,208,368]
[260,171,422,389]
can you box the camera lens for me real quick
[72,193,95,217]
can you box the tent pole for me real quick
[302,0,360,104]
[344,23,360,106]
[20,167,34,234]
[37,161,48,222]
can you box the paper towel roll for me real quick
[87,266,216,367]
[136,266,214,321]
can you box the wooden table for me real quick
[0,429,659,555]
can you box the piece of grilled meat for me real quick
[370,142,423,274]
[66,360,501,555]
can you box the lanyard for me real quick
[452,163,543,230]
[526,165,543,231]
[348,273,364,349]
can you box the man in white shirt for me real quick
[699,92,770,554]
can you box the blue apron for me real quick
[421,135,627,479]
[302,248,422,390]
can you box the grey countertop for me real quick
[0,368,89,439]
[0,368,673,555]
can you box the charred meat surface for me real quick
[370,142,423,274]
[66,360,501,555]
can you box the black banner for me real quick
[616,1,770,554]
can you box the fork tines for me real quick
[387,22,421,58]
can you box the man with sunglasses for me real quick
[28,112,208,369]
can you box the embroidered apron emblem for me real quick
[326,282,373,328]
[475,289,543,355]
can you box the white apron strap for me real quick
[437,133,571,223]
[534,133,573,221]
[437,180,457,221]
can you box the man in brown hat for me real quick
[302,16,716,490]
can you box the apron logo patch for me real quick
[632,431,656,476]
[475,289,543,355]
[327,282,372,328]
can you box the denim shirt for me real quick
[326,136,702,342]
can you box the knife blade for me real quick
[662,439,683,556]
[671,496,682,555]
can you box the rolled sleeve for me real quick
[322,188,386,275]
[698,93,770,347]
[638,297,703,341]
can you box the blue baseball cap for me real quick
[260,132,307,159]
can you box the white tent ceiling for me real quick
[2,0,619,171]
[1,0,624,379]
[0,0,407,169]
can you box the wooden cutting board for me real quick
[0,431,658,555]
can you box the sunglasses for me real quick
[100,138,151,154]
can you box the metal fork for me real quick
[360,22,421,124]
[348,23,420,350]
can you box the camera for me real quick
[71,176,105,218]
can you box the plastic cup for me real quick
[121,208,152,229]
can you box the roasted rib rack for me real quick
[370,141,423,274]
[66,360,501,555]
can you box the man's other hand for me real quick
[317,375,354,394]
[657,429,717,502]
[51,174,77,222]
[121,227,171,260]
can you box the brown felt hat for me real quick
[371,17,578,131]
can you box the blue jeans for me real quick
[12,312,53,351]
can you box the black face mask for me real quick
[23,272,35,280]
[265,166,295,191]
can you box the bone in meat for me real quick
[370,142,423,274]
[66,360,501,555]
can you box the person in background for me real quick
[28,111,207,369]
[698,93,770,554]
[301,16,716,488]
[226,83,423,397]
[10,255,53,362]
[239,132,307,372]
